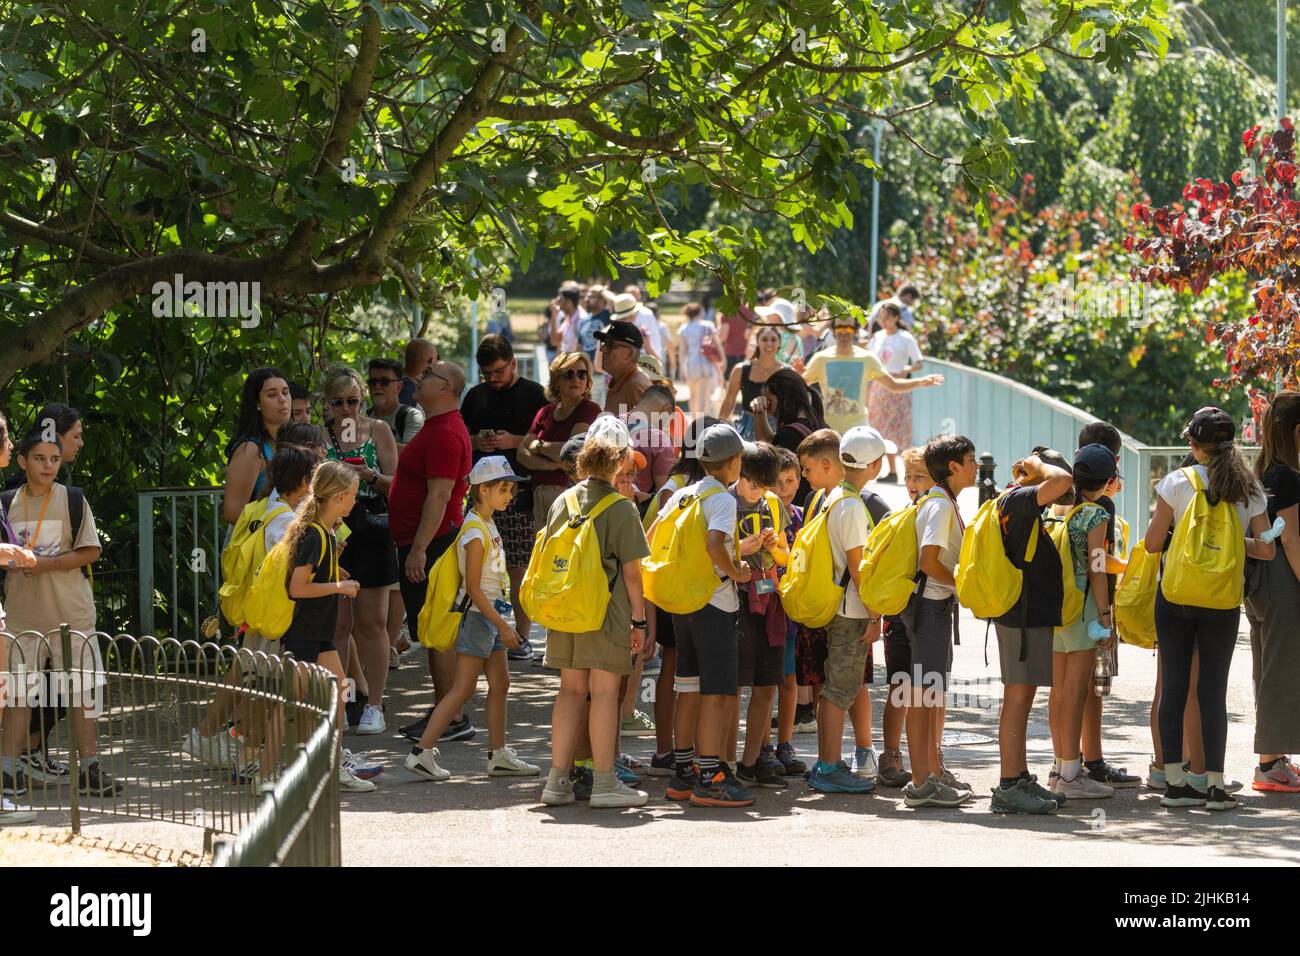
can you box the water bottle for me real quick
[1092,646,1113,697]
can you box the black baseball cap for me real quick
[1073,442,1120,482]
[594,320,643,350]
[1184,406,1235,445]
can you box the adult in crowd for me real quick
[320,366,399,735]
[222,367,291,524]
[289,382,312,424]
[803,313,941,436]
[519,352,602,529]
[399,339,438,407]
[866,301,925,481]
[636,354,688,449]
[751,367,826,506]
[389,361,474,743]
[719,322,788,439]
[868,283,921,334]
[676,302,725,418]
[718,302,757,376]
[597,320,652,416]
[579,285,611,361]
[547,283,585,357]
[462,334,549,662]
[623,284,664,361]
[368,357,424,453]
[754,296,806,372]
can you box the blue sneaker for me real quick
[645,752,675,777]
[809,760,875,794]
[614,756,642,787]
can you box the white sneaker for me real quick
[486,746,540,777]
[338,765,377,792]
[355,705,385,736]
[540,775,575,806]
[590,779,649,808]
[182,728,235,768]
[405,747,451,782]
[853,746,879,780]
[1052,770,1114,799]
[0,796,34,825]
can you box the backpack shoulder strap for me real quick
[1182,465,1203,493]
[65,485,86,541]
[764,491,783,534]
[395,404,410,438]
[587,492,625,522]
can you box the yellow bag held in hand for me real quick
[779,487,854,628]
[642,485,731,616]
[955,492,1038,619]
[417,514,493,652]
[523,490,625,630]
[1161,467,1245,610]
[219,497,293,627]
[858,490,946,617]
[244,521,329,640]
[1115,543,1159,648]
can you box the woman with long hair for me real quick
[1245,392,1300,791]
[222,368,291,524]
[318,366,399,736]
[752,367,826,507]
[677,303,725,419]
[866,302,923,481]
[1145,408,1274,811]
[719,323,788,439]
[518,351,602,529]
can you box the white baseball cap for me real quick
[584,413,631,451]
[468,455,529,485]
[840,426,897,468]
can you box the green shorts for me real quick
[1054,590,1100,654]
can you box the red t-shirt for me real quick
[719,306,756,358]
[528,399,601,486]
[388,408,471,546]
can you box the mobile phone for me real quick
[343,456,366,466]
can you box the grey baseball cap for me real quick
[696,423,755,464]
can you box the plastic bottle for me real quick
[1092,646,1113,697]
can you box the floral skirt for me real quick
[868,382,912,449]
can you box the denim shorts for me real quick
[456,610,507,659]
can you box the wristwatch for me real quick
[368,468,379,486]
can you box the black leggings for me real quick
[1155,590,1239,773]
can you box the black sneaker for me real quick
[774,743,809,777]
[1087,760,1141,788]
[79,762,123,797]
[1205,786,1238,811]
[737,760,787,789]
[507,640,534,662]
[2,767,28,798]
[19,749,69,786]
[569,766,594,801]
[439,715,476,742]
[1160,781,1207,808]
[398,707,434,741]
[666,767,699,801]
[344,690,369,730]
[690,765,755,807]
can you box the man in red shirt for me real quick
[389,360,474,742]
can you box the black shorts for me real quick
[282,637,335,665]
[883,616,912,684]
[340,501,399,589]
[495,499,535,569]
[796,624,872,687]
[737,608,784,688]
[397,529,458,639]
[653,604,676,648]
[672,605,739,696]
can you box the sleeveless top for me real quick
[326,430,381,501]
[739,362,770,408]
[234,437,276,500]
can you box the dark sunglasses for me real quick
[559,368,590,381]
[329,397,361,408]
[368,377,399,388]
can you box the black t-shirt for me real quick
[460,376,548,509]
[280,524,340,647]
[772,419,815,507]
[994,485,1064,629]
[862,490,891,527]
[1260,463,1300,522]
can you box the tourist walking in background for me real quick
[677,303,725,419]
[867,302,924,480]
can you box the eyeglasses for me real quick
[479,362,512,381]
[559,369,590,381]
[420,367,451,386]
[367,377,398,388]
[328,397,361,408]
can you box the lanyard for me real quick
[22,488,53,551]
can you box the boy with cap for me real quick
[988,449,1074,814]
[802,313,943,435]
[596,320,651,417]
[654,423,757,807]
[796,427,876,794]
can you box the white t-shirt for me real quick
[456,514,509,606]
[915,488,960,600]
[867,328,922,375]
[868,297,915,332]
[634,304,664,358]
[560,307,588,354]
[663,475,737,612]
[826,490,870,619]
[263,489,296,551]
[1156,465,1267,537]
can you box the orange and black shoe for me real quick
[666,765,699,801]
[689,765,755,808]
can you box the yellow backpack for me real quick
[778,487,855,627]
[244,521,330,640]
[522,489,625,630]
[1160,467,1245,609]
[1046,504,1095,628]
[642,473,687,531]
[1115,543,1159,648]
[642,484,733,616]
[417,514,494,652]
[858,490,948,616]
[955,492,1038,619]
[219,497,293,627]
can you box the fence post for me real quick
[60,624,82,835]
[137,493,154,637]
[977,453,998,504]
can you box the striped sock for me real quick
[698,756,720,780]
[674,747,695,776]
